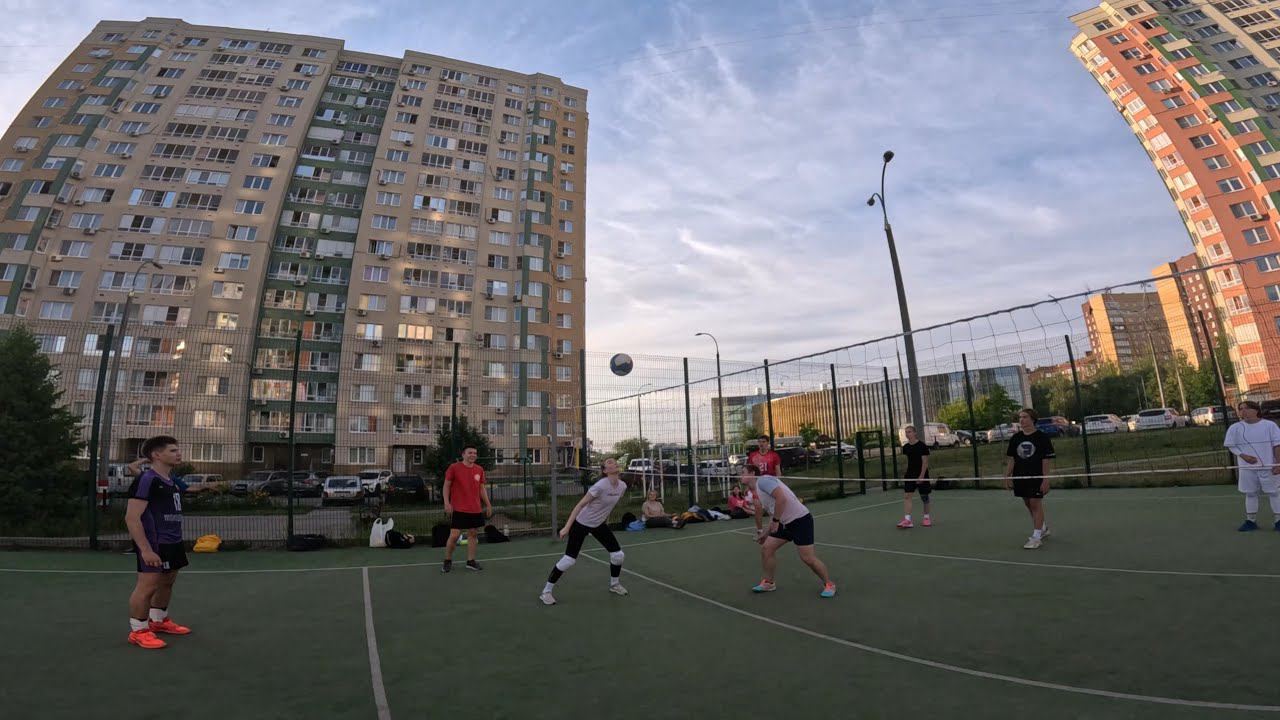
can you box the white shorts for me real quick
[1238,468,1279,494]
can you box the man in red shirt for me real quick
[442,446,493,573]
[748,435,782,477]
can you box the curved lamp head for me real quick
[866,196,877,207]
[883,150,894,163]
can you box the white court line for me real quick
[581,555,1280,713]
[361,567,392,720]
[0,498,902,575]
[815,541,1280,579]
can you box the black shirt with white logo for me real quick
[902,441,930,479]
[1006,430,1055,477]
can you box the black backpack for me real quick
[431,523,451,548]
[484,524,510,543]
[286,533,325,551]
[385,529,415,549]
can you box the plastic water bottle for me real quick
[503,524,510,537]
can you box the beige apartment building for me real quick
[1082,291,1173,370]
[1152,251,1222,365]
[0,18,586,476]
[1071,1,1280,397]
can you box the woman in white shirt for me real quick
[1223,400,1280,532]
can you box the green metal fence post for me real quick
[829,364,845,497]
[1064,336,1092,488]
[961,353,981,488]
[286,330,301,542]
[85,323,115,550]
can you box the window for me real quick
[1245,227,1271,245]
[1205,155,1231,170]
[235,200,265,215]
[1230,200,1261,218]
[1190,134,1217,149]
[242,175,272,190]
[1217,177,1245,192]
[1257,254,1280,272]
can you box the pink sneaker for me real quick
[896,518,913,529]
[922,516,932,527]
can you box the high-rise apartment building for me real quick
[0,18,587,475]
[1071,1,1280,397]
[1082,291,1172,370]
[1151,252,1221,365]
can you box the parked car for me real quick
[696,459,732,477]
[627,458,654,473]
[387,474,429,500]
[231,470,282,496]
[898,422,958,448]
[1034,416,1076,437]
[954,429,986,446]
[321,476,364,506]
[1082,414,1126,434]
[1190,406,1237,426]
[1135,407,1188,431]
[182,474,226,494]
[357,469,392,494]
[261,472,323,497]
[986,423,1017,443]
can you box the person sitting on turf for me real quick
[740,464,837,598]
[727,486,752,519]
[641,490,682,528]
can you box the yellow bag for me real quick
[193,534,222,553]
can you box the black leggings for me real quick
[564,520,621,557]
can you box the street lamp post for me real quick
[868,151,925,432]
[98,259,164,489]
[695,332,727,459]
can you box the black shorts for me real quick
[903,480,932,495]
[1012,477,1046,499]
[564,520,621,558]
[450,511,486,530]
[135,542,188,574]
[769,513,816,547]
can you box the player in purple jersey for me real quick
[124,436,192,649]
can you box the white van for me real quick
[898,423,958,448]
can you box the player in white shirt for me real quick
[1223,400,1280,532]
[539,458,629,605]
[740,465,836,598]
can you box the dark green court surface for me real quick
[2,486,1276,720]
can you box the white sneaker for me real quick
[608,584,629,596]
[1023,536,1042,550]
[1041,526,1051,539]
[539,592,556,605]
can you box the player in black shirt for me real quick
[1003,408,1055,549]
[897,425,932,528]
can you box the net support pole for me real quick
[579,349,589,491]
[961,353,981,488]
[829,364,845,496]
[287,330,301,542]
[85,323,115,551]
[763,359,775,443]
[549,401,558,538]
[1064,335,1092,488]
[683,358,695,509]
[1199,310,1233,482]
[882,366,898,480]
[450,342,460,464]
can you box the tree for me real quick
[423,415,494,484]
[0,326,84,530]
[796,422,822,448]
[737,422,761,444]
[974,384,1022,429]
[935,398,970,432]
[612,437,650,460]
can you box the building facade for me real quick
[1071,1,1280,397]
[1082,291,1172,370]
[0,18,587,475]
[1152,251,1222,365]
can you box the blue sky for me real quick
[0,0,1193,362]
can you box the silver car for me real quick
[321,476,364,506]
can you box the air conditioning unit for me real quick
[512,294,522,302]
[304,308,316,316]
[129,130,143,138]
[474,333,484,342]
[51,254,64,262]
[319,227,331,234]
[366,72,377,80]
[73,199,84,206]
[82,227,97,236]
[315,253,326,260]
[21,281,34,291]
[54,196,66,204]
[252,368,263,376]
[335,119,346,126]
[487,217,496,224]
[300,250,312,258]
[1163,87,1178,94]
[330,137,340,144]
[278,430,290,438]
[278,84,290,91]
[302,70,315,76]
[377,179,387,186]
[495,407,506,414]
[371,340,381,348]
[1250,213,1269,221]
[70,171,82,179]
[15,146,29,153]
[555,251,566,258]
[293,278,307,286]
[119,152,132,159]
[213,267,225,274]
[379,253,391,260]
[356,308,368,316]
[402,139,413,146]
[1269,104,1280,112]
[1269,80,1280,87]
[396,101,406,107]
[406,68,417,76]
[484,291,494,300]
[111,106,120,113]
[62,287,76,296]
[554,352,563,359]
